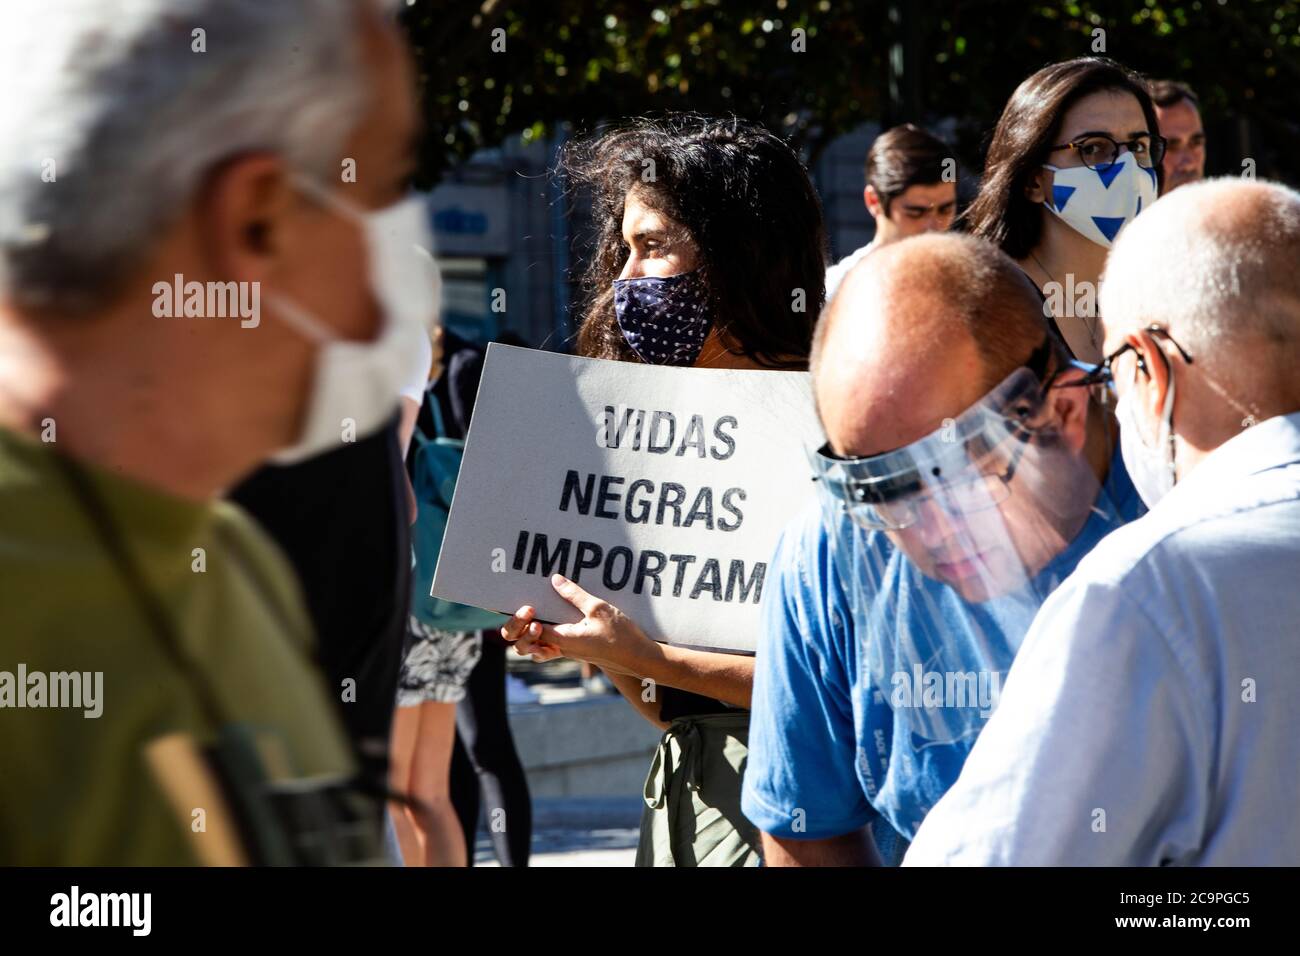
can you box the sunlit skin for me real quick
[1019,89,1154,364]
[1155,98,1206,193]
[617,189,699,280]
[865,181,957,245]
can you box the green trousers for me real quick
[635,711,762,867]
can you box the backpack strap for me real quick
[426,388,450,439]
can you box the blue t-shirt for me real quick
[741,447,1142,864]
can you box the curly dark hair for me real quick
[964,57,1162,260]
[563,114,828,369]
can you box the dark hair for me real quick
[564,114,827,369]
[866,123,953,214]
[1148,78,1200,110]
[964,57,1162,260]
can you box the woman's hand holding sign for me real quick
[502,572,755,711]
[502,573,659,673]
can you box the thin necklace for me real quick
[1030,250,1101,352]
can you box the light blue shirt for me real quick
[741,448,1140,863]
[905,411,1300,866]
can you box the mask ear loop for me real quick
[264,290,333,344]
[290,173,367,225]
[1135,342,1181,485]
[265,175,375,345]
[1196,364,1263,429]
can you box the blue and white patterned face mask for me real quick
[612,270,714,366]
[1042,150,1159,248]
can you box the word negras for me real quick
[560,470,746,531]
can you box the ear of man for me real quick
[1127,327,1172,426]
[1040,364,1094,454]
[864,185,886,219]
[195,154,300,288]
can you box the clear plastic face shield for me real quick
[811,338,1122,749]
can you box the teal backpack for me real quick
[409,394,508,632]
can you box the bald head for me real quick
[1100,178,1300,378]
[812,233,1049,456]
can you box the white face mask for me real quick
[1116,358,1177,507]
[1042,150,1159,249]
[268,184,440,465]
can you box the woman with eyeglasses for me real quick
[965,57,1165,364]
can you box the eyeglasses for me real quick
[1072,325,1193,388]
[1073,325,1264,428]
[1050,132,1167,170]
[842,436,1031,532]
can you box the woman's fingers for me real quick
[500,605,536,642]
[514,635,561,662]
[550,574,610,618]
[514,622,556,656]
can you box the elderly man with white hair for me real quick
[0,0,433,864]
[906,178,1300,866]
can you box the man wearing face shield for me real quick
[906,179,1300,866]
[0,0,427,864]
[742,233,1144,866]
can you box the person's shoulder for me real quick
[210,499,314,642]
[828,241,875,273]
[763,500,851,658]
[772,497,831,582]
[0,427,59,513]
[1064,508,1193,607]
[1074,473,1297,594]
[448,345,485,380]
[824,242,875,298]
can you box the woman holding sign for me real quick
[502,115,827,867]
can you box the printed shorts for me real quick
[396,617,482,707]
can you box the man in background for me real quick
[1150,79,1207,194]
[824,124,957,301]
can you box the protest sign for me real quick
[431,344,823,653]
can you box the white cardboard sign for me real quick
[431,344,823,653]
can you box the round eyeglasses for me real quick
[1050,132,1167,170]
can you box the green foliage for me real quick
[401,0,1298,185]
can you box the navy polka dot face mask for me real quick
[612,270,715,366]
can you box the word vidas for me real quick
[50,886,151,936]
[152,273,260,328]
[0,664,102,718]
[598,406,738,459]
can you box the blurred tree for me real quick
[401,0,1298,184]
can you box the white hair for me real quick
[1099,178,1300,363]
[0,0,381,313]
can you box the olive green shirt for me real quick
[0,427,376,865]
